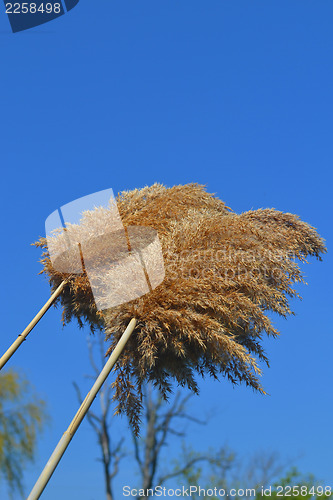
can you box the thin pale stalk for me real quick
[0,281,66,371]
[26,318,137,500]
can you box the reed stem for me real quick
[0,281,66,371]
[27,318,137,500]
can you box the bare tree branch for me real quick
[73,335,127,500]
[158,456,212,485]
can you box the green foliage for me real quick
[258,467,333,500]
[0,370,47,498]
[174,447,332,500]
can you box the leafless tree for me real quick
[73,336,295,500]
[131,384,220,498]
[74,334,224,500]
[73,335,126,500]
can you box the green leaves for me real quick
[0,370,48,498]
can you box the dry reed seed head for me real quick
[35,183,326,434]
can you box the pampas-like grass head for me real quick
[35,184,326,433]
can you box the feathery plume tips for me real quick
[35,183,326,432]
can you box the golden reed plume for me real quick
[34,183,326,433]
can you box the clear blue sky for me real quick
[0,1,332,499]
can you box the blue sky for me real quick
[0,1,332,498]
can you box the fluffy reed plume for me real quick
[34,184,326,433]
